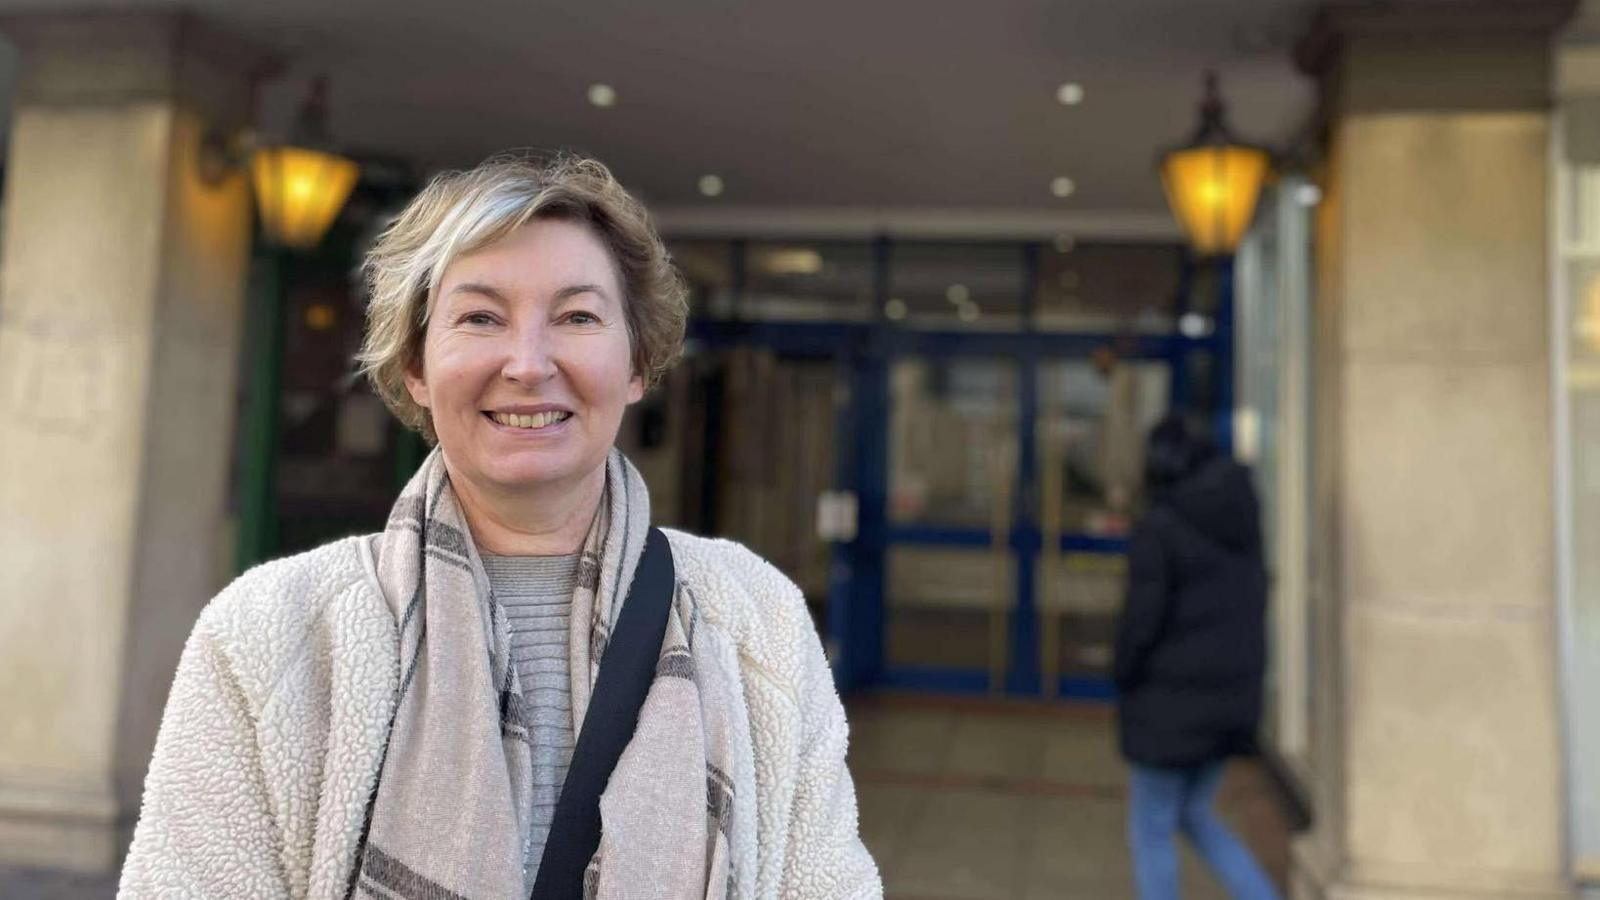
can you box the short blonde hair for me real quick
[358,153,687,441]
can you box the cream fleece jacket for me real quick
[118,529,882,900]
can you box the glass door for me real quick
[883,355,1019,690]
[1035,358,1168,697]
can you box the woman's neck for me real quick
[447,462,606,557]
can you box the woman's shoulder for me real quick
[208,536,377,625]
[659,529,809,628]
[660,529,821,694]
[192,536,391,700]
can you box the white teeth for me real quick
[493,411,568,429]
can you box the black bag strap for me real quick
[531,526,675,900]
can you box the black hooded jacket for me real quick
[1113,455,1267,768]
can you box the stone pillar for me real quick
[1292,3,1576,899]
[0,13,269,871]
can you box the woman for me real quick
[119,155,882,899]
[1113,415,1279,900]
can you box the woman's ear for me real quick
[403,355,430,409]
[626,372,646,405]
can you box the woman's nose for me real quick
[500,323,558,385]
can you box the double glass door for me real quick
[666,236,1204,698]
[880,352,1169,696]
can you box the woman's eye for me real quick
[565,311,600,326]
[460,312,497,326]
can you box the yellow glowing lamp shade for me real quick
[251,146,359,249]
[1160,143,1270,257]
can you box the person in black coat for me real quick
[1114,414,1280,900]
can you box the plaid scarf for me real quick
[351,448,737,900]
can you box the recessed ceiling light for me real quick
[1180,312,1212,338]
[1053,233,1076,254]
[1051,176,1076,198]
[698,174,724,198]
[945,283,970,304]
[1056,82,1085,106]
[587,83,617,108]
[885,298,908,321]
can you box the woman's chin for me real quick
[482,457,572,491]
[476,445,607,493]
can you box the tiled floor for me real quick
[846,692,1292,900]
[0,693,1291,900]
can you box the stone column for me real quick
[1292,3,1576,899]
[0,13,269,871]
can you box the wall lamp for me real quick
[1159,72,1272,258]
[202,76,360,251]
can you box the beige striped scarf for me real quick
[352,448,737,900]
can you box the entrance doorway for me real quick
[669,237,1222,698]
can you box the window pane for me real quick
[890,242,1024,329]
[1035,242,1183,333]
[275,270,395,554]
[1559,139,1600,873]
[744,242,874,322]
[1036,359,1168,535]
[887,545,1012,674]
[888,357,1017,527]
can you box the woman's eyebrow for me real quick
[554,283,609,302]
[444,281,609,305]
[445,282,510,304]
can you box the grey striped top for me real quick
[481,551,579,883]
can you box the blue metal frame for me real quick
[689,318,1187,360]
[1013,243,1042,695]
[879,667,1118,701]
[682,238,1232,701]
[1214,258,1237,454]
[884,525,1129,555]
[1167,256,1236,452]
[880,666,993,694]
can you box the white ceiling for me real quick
[0,0,1321,234]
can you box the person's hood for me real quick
[1162,456,1260,552]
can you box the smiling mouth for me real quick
[486,410,573,430]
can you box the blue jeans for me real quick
[1127,761,1282,900]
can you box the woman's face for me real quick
[405,218,643,499]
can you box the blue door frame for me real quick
[685,246,1231,700]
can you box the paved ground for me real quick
[847,693,1291,899]
[1,693,1291,900]
[0,865,116,899]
